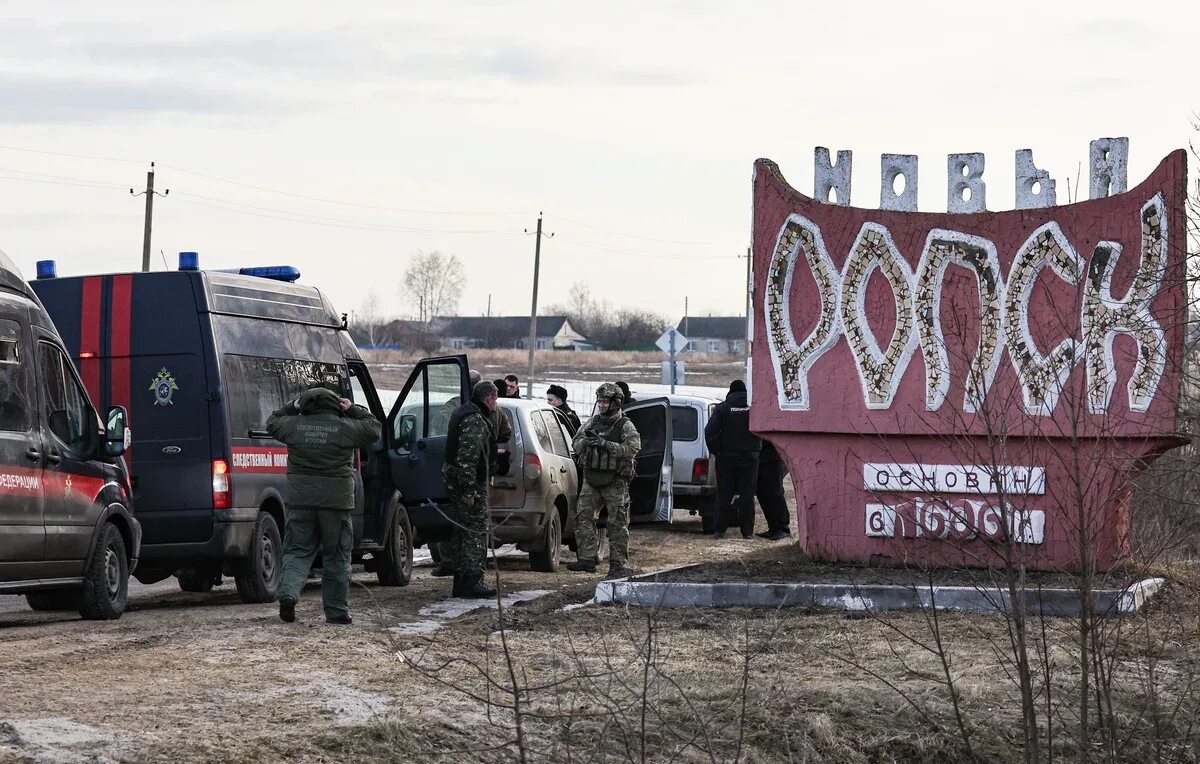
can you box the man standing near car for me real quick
[269,386,381,625]
[443,380,500,598]
[431,371,512,578]
[704,380,761,539]
[568,383,641,578]
[754,440,792,540]
[546,384,581,435]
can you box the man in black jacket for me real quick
[704,380,761,539]
[754,441,792,540]
[546,384,581,435]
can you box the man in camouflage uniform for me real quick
[268,386,381,624]
[568,383,641,577]
[431,371,512,577]
[442,380,500,598]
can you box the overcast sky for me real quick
[0,1,1195,325]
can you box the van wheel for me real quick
[529,510,562,572]
[377,506,413,587]
[178,569,221,593]
[79,523,129,620]
[236,512,282,603]
[26,589,82,611]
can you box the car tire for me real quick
[377,505,413,587]
[78,523,129,620]
[177,569,220,593]
[529,510,562,572]
[235,512,282,604]
[26,589,83,612]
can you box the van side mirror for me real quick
[104,406,130,457]
[397,414,417,450]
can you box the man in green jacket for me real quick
[443,380,500,598]
[268,386,381,624]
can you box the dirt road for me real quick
[0,517,765,763]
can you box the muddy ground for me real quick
[3,513,1198,763]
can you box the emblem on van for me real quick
[150,368,179,406]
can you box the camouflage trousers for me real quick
[448,487,489,579]
[575,480,630,566]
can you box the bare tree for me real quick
[402,250,466,323]
[354,290,393,348]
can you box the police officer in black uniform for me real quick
[704,380,761,538]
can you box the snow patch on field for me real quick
[390,589,553,637]
[238,677,391,727]
[0,717,128,763]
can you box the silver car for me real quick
[488,399,581,571]
[659,394,720,531]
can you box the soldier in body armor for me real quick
[567,383,641,578]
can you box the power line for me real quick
[171,194,524,235]
[544,211,733,247]
[553,233,737,260]
[0,144,142,165]
[158,163,531,217]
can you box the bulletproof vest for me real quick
[583,415,632,486]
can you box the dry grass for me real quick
[223,557,1200,763]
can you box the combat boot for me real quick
[566,559,597,573]
[454,576,497,599]
[605,563,637,580]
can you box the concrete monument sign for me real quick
[751,141,1187,570]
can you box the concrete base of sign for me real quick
[595,565,1165,618]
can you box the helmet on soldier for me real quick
[596,382,624,409]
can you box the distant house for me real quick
[434,316,593,351]
[676,316,747,355]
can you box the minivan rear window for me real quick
[671,406,698,441]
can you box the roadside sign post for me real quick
[655,328,688,393]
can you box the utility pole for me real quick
[130,162,168,272]
[684,296,689,345]
[486,294,492,347]
[524,213,553,398]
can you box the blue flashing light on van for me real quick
[36,260,57,279]
[238,265,301,282]
[178,251,200,271]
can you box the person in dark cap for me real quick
[704,380,761,539]
[546,384,581,435]
[615,381,635,406]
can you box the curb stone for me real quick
[594,565,1166,617]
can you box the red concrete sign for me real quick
[750,146,1188,570]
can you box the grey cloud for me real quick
[0,74,286,123]
[1069,18,1154,42]
[64,23,696,89]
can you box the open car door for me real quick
[623,397,674,523]
[385,355,470,533]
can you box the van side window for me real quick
[0,319,31,432]
[39,342,91,453]
[671,406,699,441]
[224,354,350,437]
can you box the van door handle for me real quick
[46,450,61,465]
[25,447,41,462]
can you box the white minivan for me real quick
[661,394,720,532]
